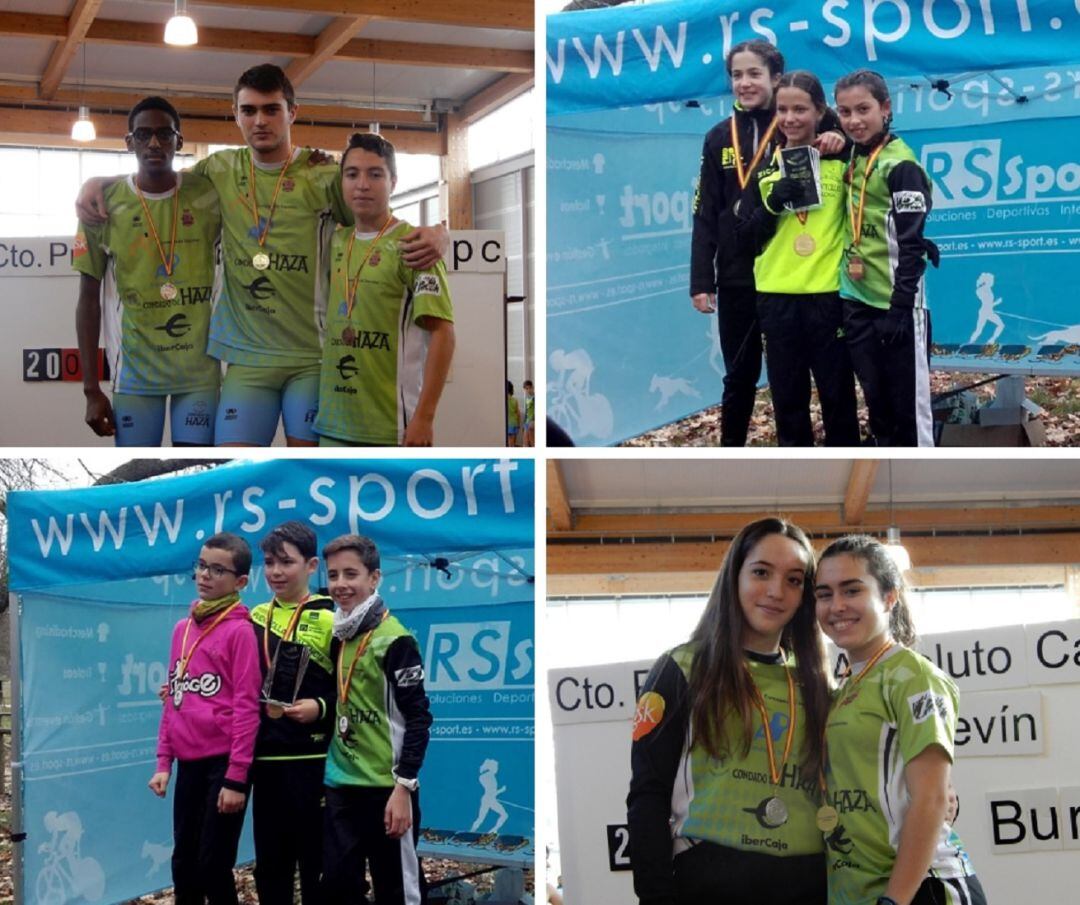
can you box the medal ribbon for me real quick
[261,594,311,670]
[134,180,180,280]
[336,609,390,704]
[746,653,797,786]
[732,113,780,190]
[846,138,889,250]
[343,213,397,322]
[175,601,242,692]
[247,149,295,249]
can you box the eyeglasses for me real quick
[192,560,239,579]
[129,127,179,144]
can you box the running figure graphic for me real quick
[969,272,1004,345]
[469,758,509,834]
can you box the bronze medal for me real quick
[816,805,839,832]
[266,702,284,719]
[341,325,356,345]
[794,234,816,257]
[160,282,178,301]
[847,255,866,280]
[253,253,270,271]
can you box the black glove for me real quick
[880,304,911,345]
[766,176,802,211]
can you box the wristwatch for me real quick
[393,770,419,792]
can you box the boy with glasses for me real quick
[149,532,261,904]
[74,95,222,445]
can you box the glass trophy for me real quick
[261,639,310,718]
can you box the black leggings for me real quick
[911,873,988,905]
[672,840,826,905]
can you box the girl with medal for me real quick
[322,534,432,905]
[735,70,860,447]
[834,70,940,447]
[628,518,831,905]
[815,536,987,905]
[690,41,845,447]
[149,533,261,904]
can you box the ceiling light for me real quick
[165,0,199,46]
[885,525,912,573]
[71,106,96,142]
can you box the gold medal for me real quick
[341,325,356,345]
[847,255,865,280]
[160,282,178,301]
[266,702,284,719]
[816,805,839,832]
[794,234,816,257]
[253,253,270,271]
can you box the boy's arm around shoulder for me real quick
[223,617,262,791]
[384,634,432,781]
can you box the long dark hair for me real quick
[687,518,829,779]
[834,68,894,135]
[725,40,785,78]
[817,534,916,647]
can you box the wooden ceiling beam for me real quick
[548,505,1080,538]
[548,533,1080,575]
[842,460,878,525]
[286,16,371,87]
[39,0,104,100]
[0,107,441,154]
[0,86,428,125]
[191,0,533,31]
[460,73,532,124]
[0,13,531,74]
[547,460,573,532]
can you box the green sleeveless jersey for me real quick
[191,147,350,367]
[72,174,221,395]
[823,646,976,904]
[325,613,431,788]
[666,644,824,856]
[839,137,932,311]
[752,154,846,294]
[315,221,454,445]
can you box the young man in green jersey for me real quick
[321,533,432,905]
[250,521,337,905]
[73,96,221,446]
[76,64,448,448]
[316,133,455,446]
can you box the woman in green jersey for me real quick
[815,536,987,905]
[736,71,860,447]
[627,518,831,905]
[834,71,939,447]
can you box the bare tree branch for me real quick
[94,459,227,485]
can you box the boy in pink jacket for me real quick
[149,532,262,905]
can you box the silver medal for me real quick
[173,687,183,709]
[338,714,349,737]
[160,282,178,301]
[763,796,789,827]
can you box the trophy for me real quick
[261,639,310,718]
[778,145,823,211]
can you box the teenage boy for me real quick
[315,133,455,446]
[322,534,433,905]
[150,533,261,905]
[76,63,448,447]
[74,96,221,446]
[250,521,337,905]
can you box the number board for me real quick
[606,823,632,872]
[23,348,109,382]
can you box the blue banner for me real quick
[8,458,532,590]
[548,0,1080,116]
[11,459,535,904]
[547,1,1080,443]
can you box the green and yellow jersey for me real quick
[315,220,454,446]
[72,174,221,395]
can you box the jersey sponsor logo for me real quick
[893,190,927,213]
[243,276,276,300]
[414,274,443,297]
[833,787,877,814]
[721,146,737,168]
[394,665,424,688]
[825,822,855,855]
[631,691,665,740]
[169,665,223,700]
[369,250,381,267]
[224,406,239,421]
[179,286,213,305]
[154,313,193,339]
[908,690,949,724]
[184,399,211,428]
[72,235,89,259]
[860,223,881,239]
[336,354,359,380]
[244,302,278,316]
[266,252,309,273]
[334,330,392,352]
[282,178,295,193]
[182,209,195,227]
